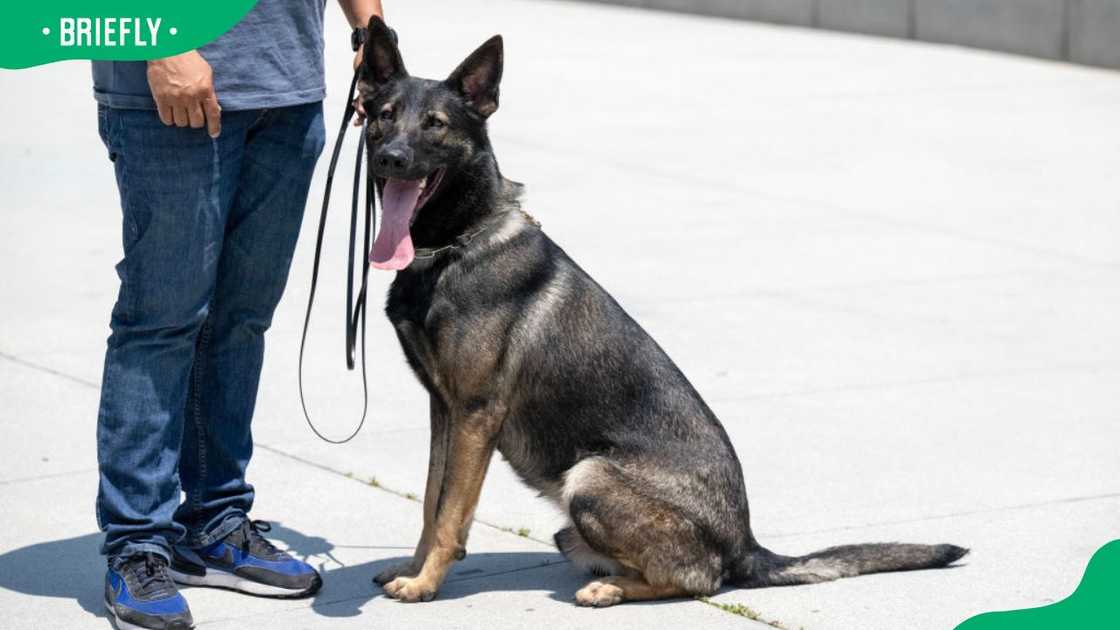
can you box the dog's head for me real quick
[358,16,504,270]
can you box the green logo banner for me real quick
[956,539,1120,629]
[0,1,258,69]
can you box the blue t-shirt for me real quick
[92,0,327,111]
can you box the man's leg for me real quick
[169,102,326,597]
[96,105,254,629]
[96,105,246,564]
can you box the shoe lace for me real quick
[131,552,174,597]
[238,519,284,559]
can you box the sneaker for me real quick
[105,552,194,630]
[169,520,321,598]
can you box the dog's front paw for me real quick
[382,576,438,603]
[373,561,419,585]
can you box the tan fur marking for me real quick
[486,210,527,247]
[520,270,568,335]
[382,407,503,602]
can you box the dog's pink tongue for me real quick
[370,178,422,270]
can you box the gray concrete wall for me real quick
[817,0,912,37]
[1070,0,1120,67]
[644,0,815,24]
[569,0,1120,70]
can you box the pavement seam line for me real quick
[255,441,810,623]
[9,355,1111,625]
[255,443,789,625]
[710,361,1120,405]
[6,353,1118,543]
[0,467,97,486]
[621,266,1096,308]
[255,442,559,547]
[0,348,99,389]
[697,596,798,629]
[762,491,1120,540]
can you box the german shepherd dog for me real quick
[357,16,967,606]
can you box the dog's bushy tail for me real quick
[732,542,969,588]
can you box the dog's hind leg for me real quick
[554,525,622,577]
[562,457,723,607]
[575,575,689,607]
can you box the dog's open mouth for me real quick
[369,169,445,270]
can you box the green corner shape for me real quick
[0,1,258,69]
[956,539,1120,629]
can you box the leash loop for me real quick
[297,69,373,444]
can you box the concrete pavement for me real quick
[2,0,1119,628]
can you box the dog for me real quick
[356,16,968,606]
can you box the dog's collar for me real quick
[412,209,539,261]
[413,224,492,260]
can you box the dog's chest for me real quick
[388,274,507,402]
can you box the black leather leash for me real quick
[297,69,374,444]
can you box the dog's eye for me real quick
[378,108,395,121]
[426,114,447,130]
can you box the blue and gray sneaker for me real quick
[169,520,321,598]
[105,552,194,630]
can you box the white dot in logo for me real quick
[169,27,178,36]
[42,27,50,35]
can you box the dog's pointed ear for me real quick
[359,16,406,93]
[446,35,503,118]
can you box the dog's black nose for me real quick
[375,145,413,177]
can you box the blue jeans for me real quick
[95,102,326,565]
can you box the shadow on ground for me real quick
[0,523,628,621]
[260,522,583,617]
[0,522,752,624]
[0,532,107,621]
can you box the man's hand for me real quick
[147,51,222,138]
[340,0,385,126]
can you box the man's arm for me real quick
[338,0,384,32]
